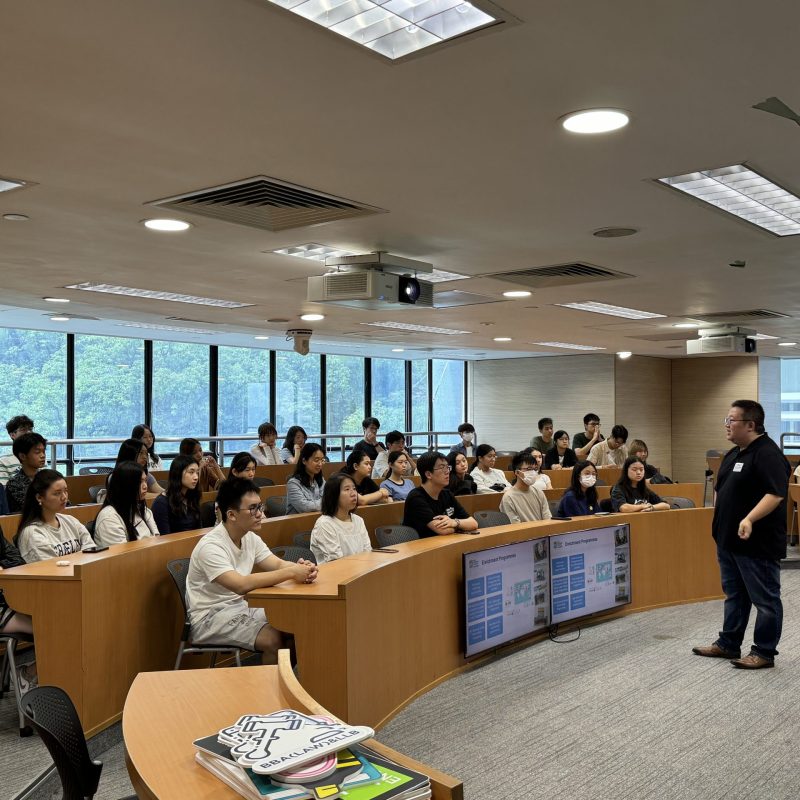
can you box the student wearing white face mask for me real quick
[449,423,478,457]
[500,452,552,523]
[556,461,600,516]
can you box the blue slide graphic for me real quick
[552,576,569,596]
[468,622,486,645]
[486,572,503,594]
[486,594,503,616]
[553,596,570,615]
[570,592,586,611]
[487,616,503,638]
[569,554,585,572]
[468,599,485,623]
[570,573,585,591]
[552,557,569,575]
[467,577,485,599]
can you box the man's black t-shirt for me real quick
[403,486,470,538]
[352,440,383,461]
[354,476,379,496]
[712,434,790,560]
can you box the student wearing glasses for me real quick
[403,451,478,538]
[286,443,326,514]
[186,478,317,664]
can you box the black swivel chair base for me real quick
[0,632,35,736]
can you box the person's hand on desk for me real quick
[429,515,454,535]
[292,559,318,584]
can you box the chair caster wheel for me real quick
[19,725,34,737]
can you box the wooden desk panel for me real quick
[0,503,100,539]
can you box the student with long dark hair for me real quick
[109,438,164,496]
[94,462,160,546]
[0,532,37,689]
[343,450,391,506]
[229,452,257,481]
[544,430,578,470]
[380,451,415,501]
[151,455,202,534]
[179,437,225,493]
[310,473,372,564]
[280,426,307,465]
[447,451,477,496]
[469,444,511,494]
[611,456,670,513]
[286,443,326,514]
[131,424,163,471]
[556,461,600,517]
[15,470,93,562]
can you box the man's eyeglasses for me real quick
[238,503,264,516]
[724,417,746,425]
[433,465,452,473]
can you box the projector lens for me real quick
[398,277,421,304]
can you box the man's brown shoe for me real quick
[731,653,774,669]
[692,643,740,659]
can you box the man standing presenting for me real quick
[693,400,790,669]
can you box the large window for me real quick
[0,328,67,465]
[73,335,145,464]
[781,359,800,448]
[152,342,210,450]
[326,355,364,458]
[410,360,429,452]
[371,358,406,434]
[432,359,464,448]
[275,352,321,436]
[218,346,271,461]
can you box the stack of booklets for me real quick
[194,709,431,800]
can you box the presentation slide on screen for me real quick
[549,524,631,625]
[464,537,550,658]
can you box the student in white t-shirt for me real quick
[310,473,372,564]
[15,470,93,563]
[500,452,552,524]
[186,478,317,663]
[94,461,160,547]
[470,445,512,494]
[250,422,282,466]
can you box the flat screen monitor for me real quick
[463,536,550,658]
[549,523,631,626]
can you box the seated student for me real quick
[286,443,326,514]
[186,478,317,664]
[0,414,34,486]
[544,430,578,470]
[6,432,47,513]
[94,462,160,546]
[229,452,257,481]
[151,455,202,534]
[470,445,512,494]
[556,461,601,517]
[343,450,392,505]
[572,413,604,460]
[447,451,478,496]
[500,452,552,524]
[380,451,416,501]
[449,423,478,457]
[530,417,555,453]
[310,473,372,564]
[0,532,38,690]
[131,424,164,471]
[588,424,629,468]
[795,464,800,485]
[250,422,282,466]
[627,439,671,484]
[372,430,416,480]
[611,457,671,513]
[179,438,225,493]
[403,451,478,538]
[525,448,553,490]
[108,438,165,498]
[352,416,385,462]
[280,426,307,465]
[15,470,93,562]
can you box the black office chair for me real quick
[266,496,287,518]
[661,496,696,509]
[600,498,614,513]
[200,500,217,527]
[293,531,312,549]
[85,519,96,539]
[548,499,560,516]
[375,525,419,548]
[23,686,136,800]
[595,478,607,487]
[253,477,275,488]
[0,632,34,736]
[88,485,105,502]
[474,510,511,529]
[78,466,113,476]
[166,559,244,669]
[272,545,317,564]
[704,449,723,506]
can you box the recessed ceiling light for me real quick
[391,348,405,352]
[778,342,797,347]
[300,313,325,322]
[503,290,532,298]
[562,109,629,134]
[658,165,800,237]
[267,318,290,323]
[265,0,499,61]
[44,297,70,303]
[272,243,359,263]
[556,301,666,320]
[3,213,29,221]
[50,316,70,322]
[65,282,253,308]
[593,227,638,238]
[616,351,633,359]
[115,322,216,335]
[673,323,700,329]
[254,335,270,340]
[532,341,606,351]
[362,321,471,335]
[142,218,191,232]
[0,177,26,193]
[493,337,512,342]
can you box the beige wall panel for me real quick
[614,356,672,476]
[671,356,758,482]
[470,355,615,451]
[758,356,781,439]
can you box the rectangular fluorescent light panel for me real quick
[556,301,666,320]
[273,243,359,262]
[658,165,800,236]
[65,282,253,308]
[266,1,498,60]
[532,341,606,351]
[115,322,216,335]
[361,321,471,335]
[0,178,26,193]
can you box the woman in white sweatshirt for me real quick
[310,473,371,564]
[469,444,512,495]
[94,461,159,546]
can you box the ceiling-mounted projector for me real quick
[686,325,757,356]
[307,252,434,310]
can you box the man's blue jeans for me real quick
[715,547,782,659]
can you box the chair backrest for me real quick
[200,500,217,527]
[595,478,607,487]
[705,449,723,458]
[253,476,275,487]
[78,466,113,476]
[548,499,560,516]
[375,525,419,548]
[266,496,287,518]
[88,485,104,502]
[272,545,317,564]
[661,496,696,509]
[166,558,191,616]
[293,531,312,549]
[600,498,614,513]
[22,686,103,800]
[85,519,96,540]
[474,510,511,529]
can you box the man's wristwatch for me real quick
[454,519,461,532]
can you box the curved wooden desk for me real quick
[124,651,462,800]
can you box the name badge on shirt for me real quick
[733,462,744,472]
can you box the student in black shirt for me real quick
[693,400,790,669]
[151,455,202,534]
[342,450,391,505]
[403,451,478,538]
[610,457,670,512]
[543,430,578,470]
[447,451,477,496]
[352,416,385,462]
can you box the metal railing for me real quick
[780,432,800,453]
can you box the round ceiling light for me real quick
[593,227,638,238]
[616,351,633,359]
[142,218,191,232]
[562,109,629,134]
[3,213,29,221]
[503,290,532,298]
[300,313,325,322]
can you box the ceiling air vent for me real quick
[696,309,790,321]
[486,262,634,289]
[434,290,503,309]
[150,176,386,232]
